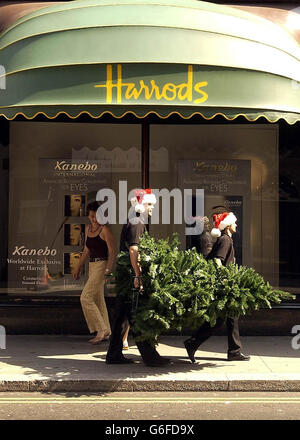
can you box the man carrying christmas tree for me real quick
[106,189,171,367]
[184,211,251,363]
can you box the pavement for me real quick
[0,335,299,392]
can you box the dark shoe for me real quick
[158,357,171,364]
[136,341,170,366]
[227,352,250,361]
[106,357,134,364]
[184,338,197,363]
[144,357,171,367]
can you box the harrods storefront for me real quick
[0,0,299,333]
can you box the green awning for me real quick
[0,0,299,123]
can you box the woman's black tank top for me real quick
[86,227,108,260]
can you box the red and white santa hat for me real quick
[131,189,157,214]
[211,212,237,238]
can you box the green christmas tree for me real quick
[115,233,295,345]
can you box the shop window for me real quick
[150,124,281,288]
[279,124,300,291]
[1,120,299,298]
[4,122,141,296]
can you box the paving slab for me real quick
[0,335,299,391]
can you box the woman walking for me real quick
[73,201,116,344]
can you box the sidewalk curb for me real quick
[1,379,300,392]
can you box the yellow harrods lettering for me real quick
[162,83,177,101]
[95,64,208,104]
[194,81,208,104]
[177,64,193,101]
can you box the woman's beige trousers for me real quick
[80,260,111,334]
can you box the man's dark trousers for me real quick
[188,317,242,354]
[106,295,161,363]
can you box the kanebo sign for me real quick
[12,246,57,256]
[54,161,98,171]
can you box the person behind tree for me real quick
[187,216,213,257]
[184,211,251,362]
[106,189,171,367]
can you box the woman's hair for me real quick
[86,201,100,214]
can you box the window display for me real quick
[64,195,86,217]
[64,224,85,246]
[150,124,279,285]
[63,252,84,275]
[178,159,250,265]
[5,122,141,295]
[0,120,299,298]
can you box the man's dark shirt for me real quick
[207,233,235,266]
[119,218,146,252]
